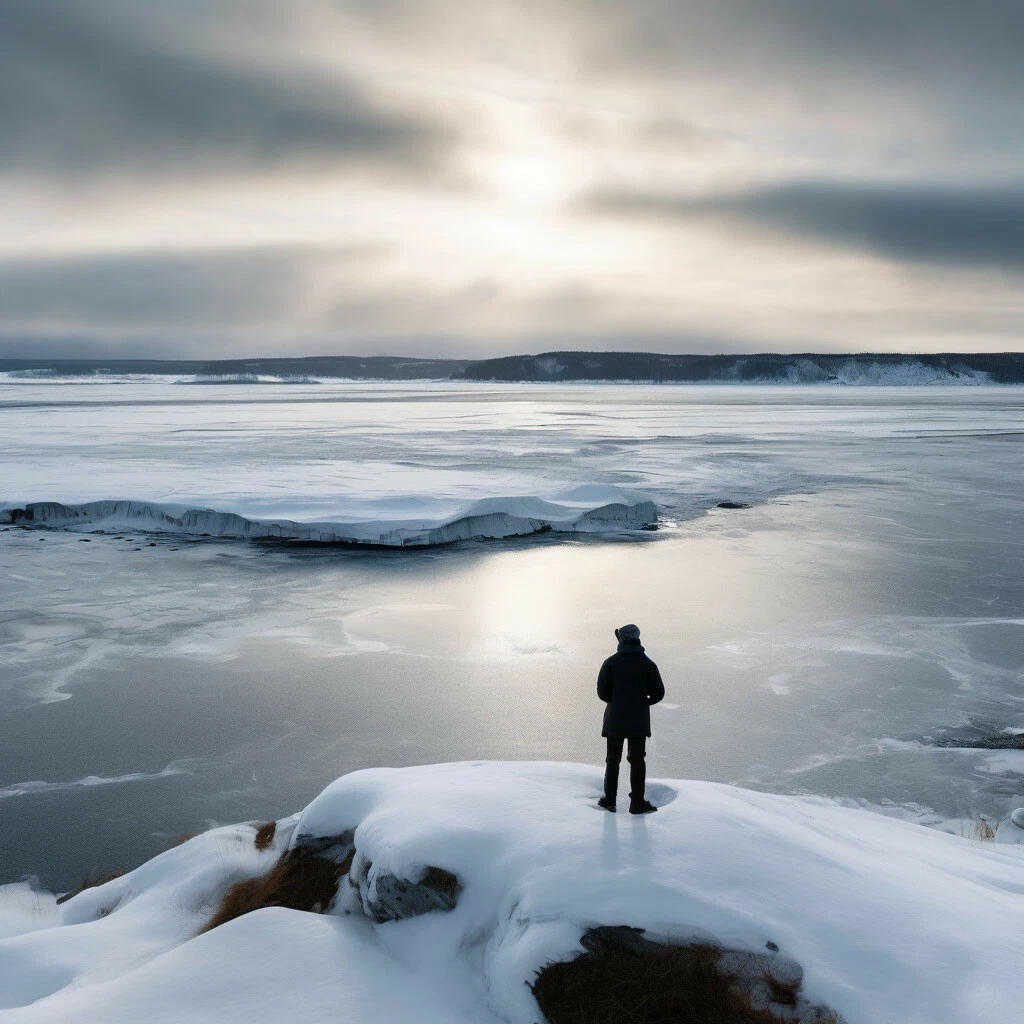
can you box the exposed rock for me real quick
[717,501,752,510]
[359,863,461,924]
[290,829,356,862]
[538,926,840,1024]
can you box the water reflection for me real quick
[2,388,1023,887]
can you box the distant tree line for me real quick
[2,351,1022,382]
[455,351,1024,383]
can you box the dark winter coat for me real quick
[597,643,665,738]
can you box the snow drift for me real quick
[1,762,1021,1023]
[0,497,658,548]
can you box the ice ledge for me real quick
[0,498,658,547]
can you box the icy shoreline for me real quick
[1,761,1022,1023]
[0,497,658,548]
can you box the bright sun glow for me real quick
[490,149,570,206]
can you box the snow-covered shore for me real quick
[2,762,1022,1023]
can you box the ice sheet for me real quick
[3,381,1024,893]
[4,378,972,534]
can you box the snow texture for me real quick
[1,761,1022,1023]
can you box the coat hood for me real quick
[616,640,645,655]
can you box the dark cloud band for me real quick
[588,181,1024,268]
[0,245,377,327]
[0,0,453,182]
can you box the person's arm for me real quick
[597,660,613,703]
[647,661,665,706]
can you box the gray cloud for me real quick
[3,0,1024,356]
[348,0,1024,154]
[588,0,1024,83]
[588,181,1024,268]
[0,247,543,354]
[583,0,1024,150]
[0,244,808,358]
[0,244,381,328]
[0,0,454,183]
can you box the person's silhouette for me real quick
[596,623,664,814]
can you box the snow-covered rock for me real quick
[995,809,1024,844]
[0,498,658,548]
[1,762,1022,1023]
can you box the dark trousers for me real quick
[604,736,646,804]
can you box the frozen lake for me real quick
[2,378,1023,887]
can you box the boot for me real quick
[603,751,621,811]
[629,799,658,815]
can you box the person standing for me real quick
[597,623,664,814]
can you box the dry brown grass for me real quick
[202,845,353,933]
[533,933,845,1024]
[972,817,996,840]
[56,869,126,906]
[253,821,277,851]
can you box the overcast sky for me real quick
[3,0,1023,358]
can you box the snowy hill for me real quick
[1,762,1022,1023]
